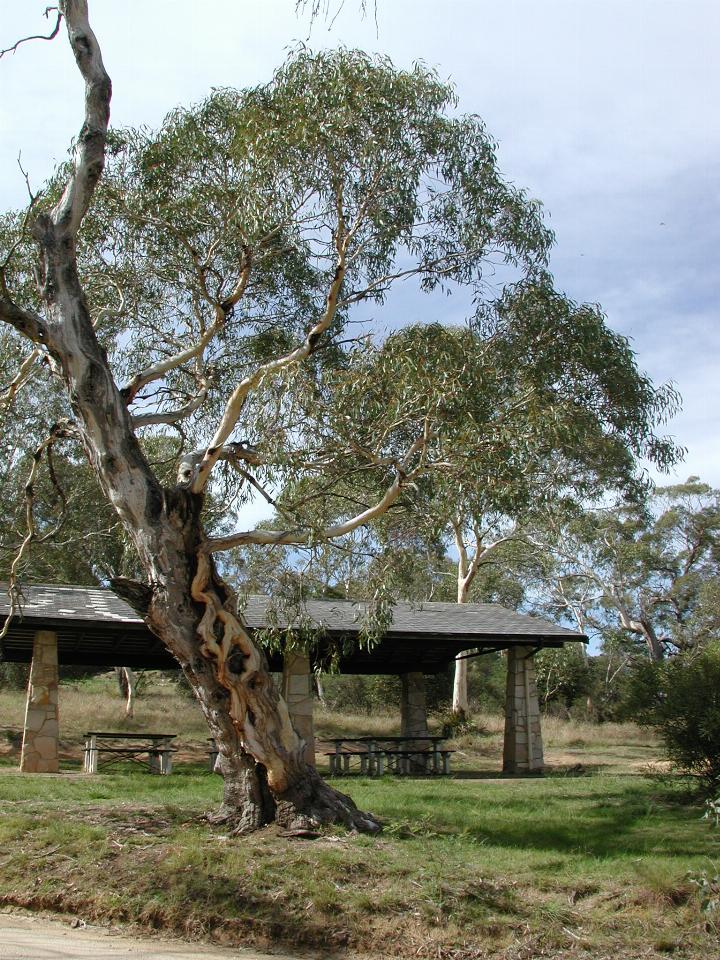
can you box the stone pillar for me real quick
[20,630,60,774]
[400,672,429,738]
[281,651,315,766]
[503,645,544,774]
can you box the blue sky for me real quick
[1,0,717,493]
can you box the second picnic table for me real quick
[325,735,453,777]
[83,731,177,775]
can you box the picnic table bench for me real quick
[325,736,454,777]
[83,731,177,775]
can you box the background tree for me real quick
[527,479,720,661]
[302,297,681,717]
[0,3,679,832]
[533,645,592,715]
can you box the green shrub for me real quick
[627,641,720,789]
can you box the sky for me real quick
[1,0,718,496]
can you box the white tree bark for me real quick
[115,667,136,718]
[450,520,513,717]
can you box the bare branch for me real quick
[0,292,48,344]
[0,347,42,412]
[131,383,209,428]
[92,284,126,328]
[44,0,111,239]
[204,467,407,552]
[0,420,78,642]
[453,516,518,600]
[205,432,426,552]
[230,466,281,512]
[0,7,62,59]
[16,153,38,206]
[177,441,264,486]
[121,255,250,404]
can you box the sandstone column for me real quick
[400,672,430,773]
[281,651,315,766]
[20,630,60,774]
[503,645,544,774]
[400,672,430,738]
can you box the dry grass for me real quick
[542,714,656,747]
[0,675,210,766]
[1,677,663,778]
[315,705,401,739]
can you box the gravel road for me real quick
[0,913,306,960]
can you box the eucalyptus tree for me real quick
[527,479,720,660]
[322,289,681,715]
[0,3,678,832]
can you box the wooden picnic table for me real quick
[325,735,454,776]
[83,731,177,775]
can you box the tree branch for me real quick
[177,441,264,486]
[121,254,251,404]
[190,185,350,494]
[0,420,78,642]
[131,383,209,428]
[44,0,111,240]
[0,348,42,412]
[204,466,407,552]
[0,7,62,59]
[205,432,426,552]
[0,289,49,344]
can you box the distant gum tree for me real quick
[319,301,681,716]
[526,479,720,661]
[0,2,679,832]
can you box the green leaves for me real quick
[529,480,720,659]
[628,641,720,787]
[2,45,683,591]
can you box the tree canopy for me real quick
[524,479,720,660]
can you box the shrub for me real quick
[627,641,720,789]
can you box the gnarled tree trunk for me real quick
[113,488,380,833]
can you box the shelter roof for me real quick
[0,583,585,674]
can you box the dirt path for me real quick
[0,912,306,960]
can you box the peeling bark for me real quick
[185,551,380,831]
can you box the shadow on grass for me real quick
[455,810,708,861]
[359,776,709,861]
[452,764,650,779]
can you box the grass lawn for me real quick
[1,679,719,958]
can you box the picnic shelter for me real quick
[0,583,586,777]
